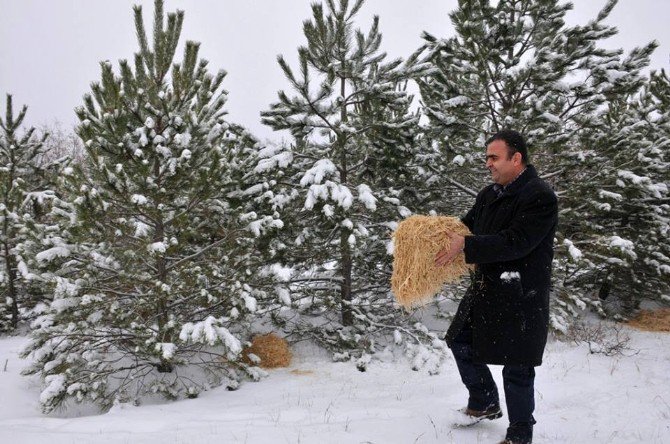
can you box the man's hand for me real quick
[435,235,465,268]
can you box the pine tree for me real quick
[22,0,279,412]
[561,68,670,316]
[412,0,658,330]
[0,95,60,331]
[642,70,670,304]
[259,0,444,369]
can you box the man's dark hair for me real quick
[486,129,529,164]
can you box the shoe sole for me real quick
[482,411,503,420]
[452,410,503,428]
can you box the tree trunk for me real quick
[338,73,354,326]
[340,229,353,326]
[153,145,173,373]
[3,242,18,329]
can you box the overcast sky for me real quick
[1,0,668,142]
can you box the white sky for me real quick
[1,0,668,142]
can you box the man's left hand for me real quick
[434,235,465,268]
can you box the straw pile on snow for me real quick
[627,308,670,332]
[242,333,292,368]
[391,215,472,309]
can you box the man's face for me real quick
[485,139,523,186]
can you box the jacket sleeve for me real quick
[460,188,485,231]
[463,186,558,264]
[460,204,476,232]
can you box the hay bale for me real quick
[391,215,472,309]
[242,333,292,368]
[627,308,670,332]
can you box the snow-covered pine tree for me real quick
[259,0,444,369]
[0,95,61,331]
[21,0,279,413]
[641,70,670,304]
[412,0,658,331]
[562,68,670,316]
[631,70,670,304]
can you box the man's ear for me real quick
[513,151,522,165]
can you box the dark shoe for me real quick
[504,420,534,443]
[451,405,502,427]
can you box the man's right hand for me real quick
[434,235,465,267]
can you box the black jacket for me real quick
[445,165,558,366]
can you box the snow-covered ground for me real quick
[1,327,668,444]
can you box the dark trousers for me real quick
[451,321,536,442]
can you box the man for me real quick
[435,130,558,444]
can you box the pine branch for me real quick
[165,235,233,272]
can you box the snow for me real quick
[276,287,292,306]
[605,69,628,81]
[541,112,562,124]
[300,159,337,186]
[398,206,412,217]
[452,155,465,166]
[174,132,191,147]
[242,294,257,312]
[17,261,31,280]
[131,194,148,205]
[206,123,224,143]
[444,95,470,107]
[563,238,583,261]
[304,184,328,210]
[598,190,624,201]
[647,182,668,198]
[35,246,71,263]
[254,147,293,173]
[38,374,66,406]
[155,342,177,360]
[329,183,354,210]
[247,216,284,236]
[148,242,167,254]
[134,220,151,237]
[617,169,649,185]
[242,183,265,196]
[179,316,242,355]
[356,184,377,211]
[23,190,55,206]
[500,271,521,282]
[608,236,637,259]
[155,145,171,158]
[1,330,669,443]
[268,263,293,281]
[304,182,354,211]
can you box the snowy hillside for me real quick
[1,327,668,444]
